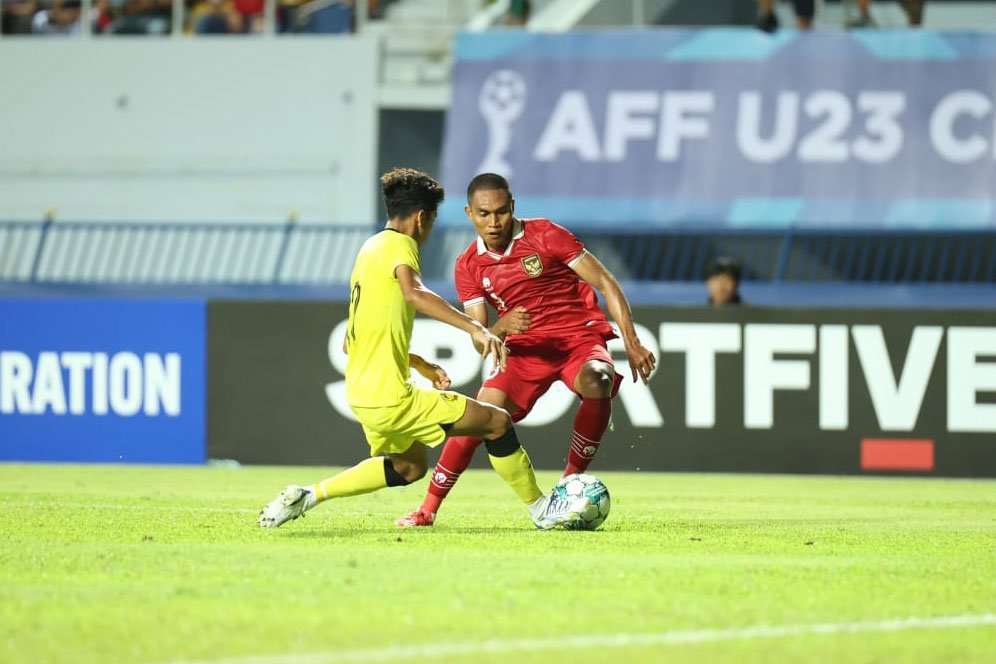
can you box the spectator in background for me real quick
[232,0,263,31]
[705,257,744,306]
[189,0,242,33]
[756,0,813,32]
[105,0,171,34]
[505,0,529,27]
[3,0,40,34]
[849,0,926,28]
[31,0,82,33]
[92,0,115,32]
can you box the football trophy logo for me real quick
[477,69,527,176]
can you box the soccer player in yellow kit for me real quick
[258,168,587,530]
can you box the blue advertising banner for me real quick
[441,30,996,229]
[0,299,206,463]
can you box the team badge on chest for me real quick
[521,253,543,277]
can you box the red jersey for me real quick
[454,218,615,349]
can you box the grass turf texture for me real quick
[1,464,994,664]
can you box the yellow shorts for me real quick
[351,387,468,457]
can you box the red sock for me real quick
[564,397,612,476]
[421,436,481,515]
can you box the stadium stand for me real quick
[1,0,994,308]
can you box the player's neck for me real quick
[385,219,417,240]
[484,219,517,253]
[485,239,510,253]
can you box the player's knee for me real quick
[487,407,513,439]
[385,457,426,485]
[580,369,614,398]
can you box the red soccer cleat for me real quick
[395,509,436,527]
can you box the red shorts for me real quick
[482,335,622,421]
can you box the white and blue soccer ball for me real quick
[554,473,611,530]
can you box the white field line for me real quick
[0,501,254,514]
[165,613,996,664]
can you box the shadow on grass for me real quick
[276,525,534,539]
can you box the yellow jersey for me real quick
[345,229,420,408]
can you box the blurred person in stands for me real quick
[104,0,171,34]
[849,0,926,27]
[505,0,529,26]
[396,172,656,528]
[31,0,82,34]
[705,256,744,307]
[92,0,114,32]
[756,0,813,32]
[3,0,40,34]
[232,0,267,32]
[188,0,242,33]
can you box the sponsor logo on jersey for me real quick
[440,392,458,402]
[521,254,543,277]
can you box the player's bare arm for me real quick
[571,252,656,384]
[409,353,451,390]
[465,300,531,339]
[396,263,508,371]
[492,306,531,338]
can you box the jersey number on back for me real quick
[348,282,361,341]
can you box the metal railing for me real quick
[2,219,993,286]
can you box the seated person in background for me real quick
[189,0,242,33]
[705,256,744,306]
[31,0,82,34]
[3,0,40,34]
[755,0,813,32]
[849,0,926,28]
[104,0,172,34]
[505,0,529,26]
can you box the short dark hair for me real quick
[705,256,742,281]
[381,168,445,220]
[466,173,511,202]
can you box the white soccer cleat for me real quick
[530,491,586,530]
[258,485,316,528]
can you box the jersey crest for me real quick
[521,253,543,277]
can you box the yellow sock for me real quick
[310,457,387,504]
[488,447,543,504]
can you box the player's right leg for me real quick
[258,443,411,529]
[398,396,586,530]
[260,391,450,529]
[404,387,523,524]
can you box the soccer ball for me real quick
[553,473,611,530]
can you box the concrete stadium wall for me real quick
[0,39,379,224]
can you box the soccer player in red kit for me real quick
[396,173,656,527]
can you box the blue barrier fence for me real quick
[2,220,993,286]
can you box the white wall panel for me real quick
[0,38,379,224]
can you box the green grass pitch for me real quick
[1,463,994,664]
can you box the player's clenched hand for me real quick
[410,354,452,389]
[625,339,656,385]
[492,307,531,337]
[423,364,451,390]
[473,327,508,372]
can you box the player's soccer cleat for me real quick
[395,509,435,527]
[530,491,586,530]
[258,485,316,528]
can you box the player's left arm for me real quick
[571,252,656,384]
[409,353,451,390]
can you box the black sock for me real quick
[483,427,521,458]
[383,457,410,487]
